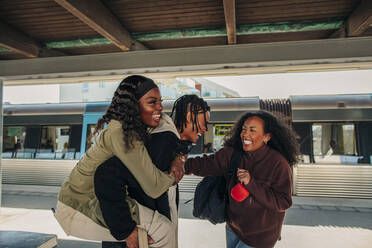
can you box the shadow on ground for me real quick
[2,193,58,210]
[180,198,372,230]
[58,239,101,248]
[3,191,372,231]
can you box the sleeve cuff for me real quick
[111,222,137,241]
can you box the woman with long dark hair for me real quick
[179,110,300,248]
[54,75,183,247]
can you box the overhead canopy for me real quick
[1,0,372,84]
[1,37,372,85]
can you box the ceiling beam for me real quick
[42,19,342,49]
[1,19,344,54]
[331,0,372,38]
[0,20,40,58]
[330,24,346,38]
[1,37,372,82]
[223,0,236,45]
[347,0,372,36]
[55,0,146,51]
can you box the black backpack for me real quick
[192,150,241,224]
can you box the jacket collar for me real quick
[244,144,270,161]
[149,113,180,138]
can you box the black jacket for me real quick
[94,131,189,240]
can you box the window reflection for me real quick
[3,126,26,158]
[3,125,81,160]
[312,123,359,164]
[40,126,71,152]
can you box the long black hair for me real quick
[224,110,300,166]
[93,75,157,150]
[171,94,210,133]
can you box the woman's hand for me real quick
[237,168,251,185]
[170,155,186,185]
[125,227,154,248]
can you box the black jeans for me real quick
[102,241,126,248]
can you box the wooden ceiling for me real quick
[1,0,372,61]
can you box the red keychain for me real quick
[231,183,250,202]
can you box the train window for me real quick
[312,123,358,164]
[40,126,72,153]
[213,124,233,151]
[2,126,26,158]
[202,123,215,154]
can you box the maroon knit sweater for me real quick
[185,145,292,248]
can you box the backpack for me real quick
[192,149,241,224]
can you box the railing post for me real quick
[292,164,298,196]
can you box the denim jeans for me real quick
[226,225,254,248]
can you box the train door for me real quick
[80,102,109,156]
[356,121,372,164]
[292,122,313,163]
[80,114,102,156]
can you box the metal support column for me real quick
[0,79,3,208]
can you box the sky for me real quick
[206,69,372,99]
[3,69,372,104]
[4,84,60,104]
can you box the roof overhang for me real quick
[1,37,372,85]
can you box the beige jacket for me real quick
[54,114,176,241]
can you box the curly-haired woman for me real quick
[54,75,189,247]
[176,110,300,248]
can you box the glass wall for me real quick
[2,126,27,158]
[2,125,82,160]
[312,123,359,164]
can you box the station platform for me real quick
[1,206,372,248]
[1,185,372,248]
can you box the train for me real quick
[2,93,372,199]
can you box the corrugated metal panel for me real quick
[260,98,292,126]
[1,159,77,186]
[1,159,203,194]
[293,164,372,199]
[179,175,203,193]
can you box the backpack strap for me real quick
[227,148,242,183]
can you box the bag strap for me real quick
[227,148,242,183]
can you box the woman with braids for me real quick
[174,110,300,248]
[53,75,187,248]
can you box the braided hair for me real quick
[171,95,210,133]
[93,75,157,150]
[224,110,300,166]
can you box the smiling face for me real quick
[180,110,210,144]
[138,87,163,127]
[240,116,271,152]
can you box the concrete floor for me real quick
[1,185,372,248]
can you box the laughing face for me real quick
[138,87,163,127]
[240,116,271,152]
[180,110,210,144]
